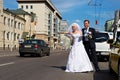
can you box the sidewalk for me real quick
[0,49,69,57]
[0,50,19,57]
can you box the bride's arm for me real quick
[57,32,69,34]
[58,32,72,39]
[79,30,83,36]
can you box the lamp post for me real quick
[113,10,119,42]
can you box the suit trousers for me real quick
[83,41,99,70]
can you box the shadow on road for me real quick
[94,70,117,80]
[50,66,66,71]
[50,66,118,80]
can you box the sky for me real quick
[3,0,120,31]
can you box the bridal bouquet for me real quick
[87,32,92,39]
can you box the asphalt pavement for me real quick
[0,49,68,57]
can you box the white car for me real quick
[95,31,113,60]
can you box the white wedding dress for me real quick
[65,33,93,72]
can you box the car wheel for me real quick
[38,50,43,57]
[118,62,120,80]
[20,53,24,57]
[46,51,50,56]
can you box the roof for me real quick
[9,8,30,15]
[4,8,26,21]
[9,8,36,22]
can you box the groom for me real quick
[82,20,100,72]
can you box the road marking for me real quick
[0,62,15,67]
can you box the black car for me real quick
[19,39,50,57]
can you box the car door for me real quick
[110,49,119,74]
[41,40,49,53]
[39,40,46,54]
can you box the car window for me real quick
[38,40,43,46]
[41,40,47,46]
[24,40,38,44]
[95,33,109,42]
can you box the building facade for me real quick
[0,9,26,51]
[9,8,36,39]
[17,0,62,49]
[105,19,120,32]
[105,19,114,32]
[105,11,120,32]
[58,20,71,50]
[0,0,36,51]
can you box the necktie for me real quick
[84,28,89,41]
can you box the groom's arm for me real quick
[92,28,96,40]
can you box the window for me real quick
[26,5,28,9]
[48,37,50,41]
[17,34,20,39]
[24,40,38,44]
[30,5,33,9]
[14,33,16,41]
[4,17,6,25]
[14,21,17,28]
[7,32,9,40]
[8,18,10,26]
[11,19,13,27]
[21,5,23,9]
[3,31,5,40]
[21,23,24,30]
[18,22,20,29]
[95,33,109,42]
[41,40,47,46]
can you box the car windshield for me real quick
[24,40,38,44]
[95,33,109,42]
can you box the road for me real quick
[0,50,118,80]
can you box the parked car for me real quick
[107,31,120,79]
[19,39,50,57]
[95,31,113,60]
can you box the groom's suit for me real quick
[82,27,100,71]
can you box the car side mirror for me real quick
[107,39,114,44]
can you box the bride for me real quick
[58,23,93,72]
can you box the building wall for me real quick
[105,19,114,32]
[105,19,120,32]
[0,10,25,51]
[0,0,3,15]
[59,20,71,50]
[17,0,62,49]
[18,3,46,34]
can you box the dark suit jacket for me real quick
[82,27,96,48]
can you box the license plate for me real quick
[24,45,31,48]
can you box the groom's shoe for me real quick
[96,68,100,72]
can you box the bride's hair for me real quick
[68,23,81,33]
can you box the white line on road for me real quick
[0,62,15,67]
